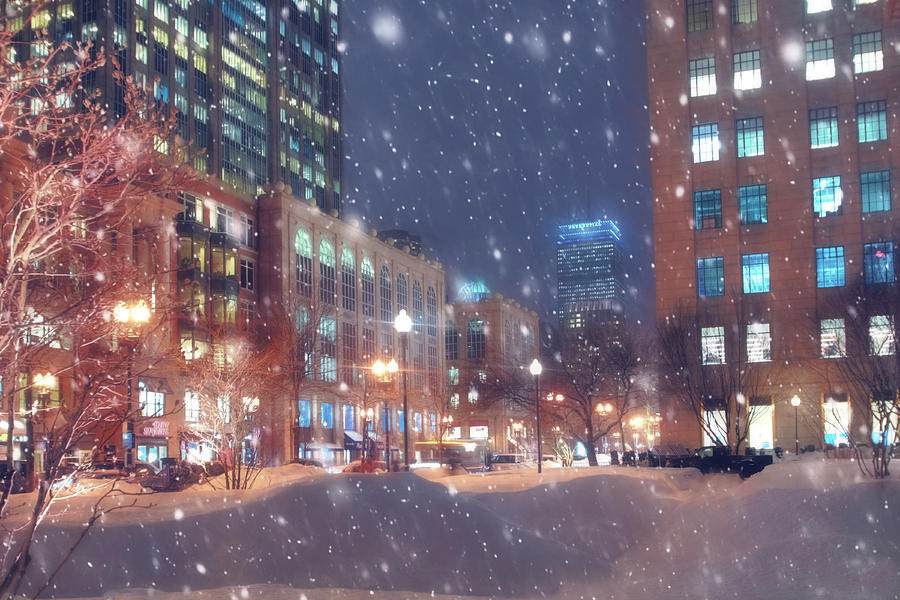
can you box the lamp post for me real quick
[394,309,412,471]
[364,407,375,459]
[114,300,151,468]
[791,395,801,456]
[440,415,453,466]
[529,358,542,474]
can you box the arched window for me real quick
[380,265,393,323]
[361,257,375,317]
[319,238,335,305]
[466,319,485,360]
[426,287,437,337]
[412,280,424,334]
[294,228,312,297]
[397,273,408,312]
[341,248,356,311]
[505,319,512,351]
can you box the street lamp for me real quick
[791,395,801,457]
[364,407,375,459]
[114,300,151,468]
[394,309,412,471]
[529,358,542,474]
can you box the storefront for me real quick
[135,419,171,465]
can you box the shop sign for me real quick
[141,420,169,437]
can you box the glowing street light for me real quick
[394,309,412,471]
[791,395,801,456]
[529,359,543,473]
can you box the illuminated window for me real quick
[864,242,894,285]
[816,246,845,288]
[694,189,721,230]
[184,391,200,422]
[294,228,312,297]
[742,253,770,293]
[426,287,437,336]
[820,319,845,358]
[731,0,757,23]
[812,176,842,217]
[688,57,716,97]
[738,184,767,225]
[807,0,833,13]
[701,326,725,365]
[857,100,887,143]
[806,39,835,80]
[746,323,771,362]
[379,265,393,323]
[397,273,408,311]
[809,107,838,148]
[361,258,375,317]
[697,257,724,297]
[691,123,719,163]
[823,395,849,446]
[733,50,761,90]
[139,380,165,417]
[687,0,713,32]
[853,31,883,73]
[736,117,764,157]
[870,316,895,356]
[153,0,167,22]
[319,238,336,305]
[861,171,891,213]
[319,317,337,381]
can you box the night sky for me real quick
[340,0,652,322]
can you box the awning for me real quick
[304,442,343,452]
[344,431,364,450]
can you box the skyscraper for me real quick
[25,0,342,212]
[646,0,898,450]
[556,219,627,330]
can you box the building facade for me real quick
[17,0,342,212]
[444,284,540,455]
[647,0,899,450]
[556,220,628,330]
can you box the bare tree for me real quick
[815,283,900,478]
[0,7,189,596]
[546,320,646,466]
[657,295,777,455]
[180,332,284,490]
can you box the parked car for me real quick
[488,454,526,471]
[657,445,773,479]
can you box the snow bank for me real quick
[16,458,900,599]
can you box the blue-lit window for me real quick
[382,407,391,432]
[694,189,721,230]
[298,399,311,427]
[736,117,764,157]
[414,412,423,433]
[343,404,354,431]
[398,410,405,433]
[864,242,894,285]
[861,171,891,213]
[857,100,887,143]
[816,246,845,288]
[691,123,720,163]
[321,402,333,429]
[742,253,770,293]
[813,176,842,217]
[739,184,767,224]
[809,107,838,149]
[697,257,724,297]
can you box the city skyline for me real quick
[340,1,652,320]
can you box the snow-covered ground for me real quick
[10,456,900,599]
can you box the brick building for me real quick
[444,283,539,455]
[646,0,898,450]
